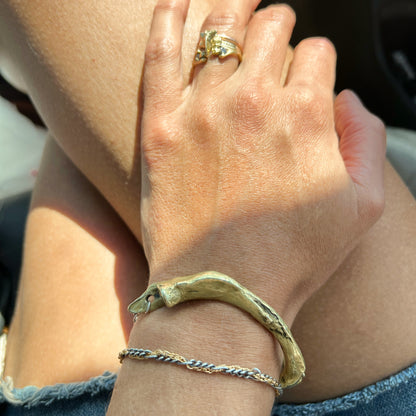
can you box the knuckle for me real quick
[153,0,184,16]
[260,4,296,27]
[288,88,331,134]
[204,11,244,32]
[145,37,179,65]
[232,79,272,123]
[142,121,180,167]
[292,87,327,114]
[369,114,386,136]
[291,86,316,107]
[363,188,385,224]
[298,37,337,57]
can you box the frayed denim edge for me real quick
[272,362,416,416]
[0,371,117,409]
[1,358,415,413]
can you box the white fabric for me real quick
[0,96,47,199]
[386,127,416,197]
[0,332,6,379]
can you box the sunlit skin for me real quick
[0,0,415,410]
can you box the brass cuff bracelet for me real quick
[128,271,305,389]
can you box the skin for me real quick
[0,0,211,243]
[107,2,387,413]
[286,161,416,402]
[0,0,292,242]
[5,137,148,386]
[0,0,415,410]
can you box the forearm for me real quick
[4,138,146,387]
[0,0,212,242]
[107,0,385,409]
[0,1,294,244]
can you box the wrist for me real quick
[111,300,280,416]
[112,275,306,415]
[127,271,307,388]
[147,264,304,326]
[129,300,280,372]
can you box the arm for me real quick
[2,0,413,405]
[0,0,211,242]
[0,0,293,244]
[108,0,385,414]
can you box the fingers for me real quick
[240,4,296,82]
[193,0,260,84]
[286,37,337,91]
[143,0,190,112]
[280,46,294,87]
[336,90,386,219]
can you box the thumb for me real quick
[335,89,386,219]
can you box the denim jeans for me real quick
[0,372,116,416]
[274,362,416,415]
[1,362,415,415]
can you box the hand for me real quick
[139,0,386,320]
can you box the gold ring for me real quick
[193,30,243,66]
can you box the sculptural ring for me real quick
[193,30,243,66]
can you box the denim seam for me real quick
[273,362,416,416]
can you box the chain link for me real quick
[119,347,283,396]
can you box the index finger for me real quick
[143,0,190,111]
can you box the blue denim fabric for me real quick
[0,372,116,416]
[1,363,415,415]
[274,362,416,416]
[2,391,112,416]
